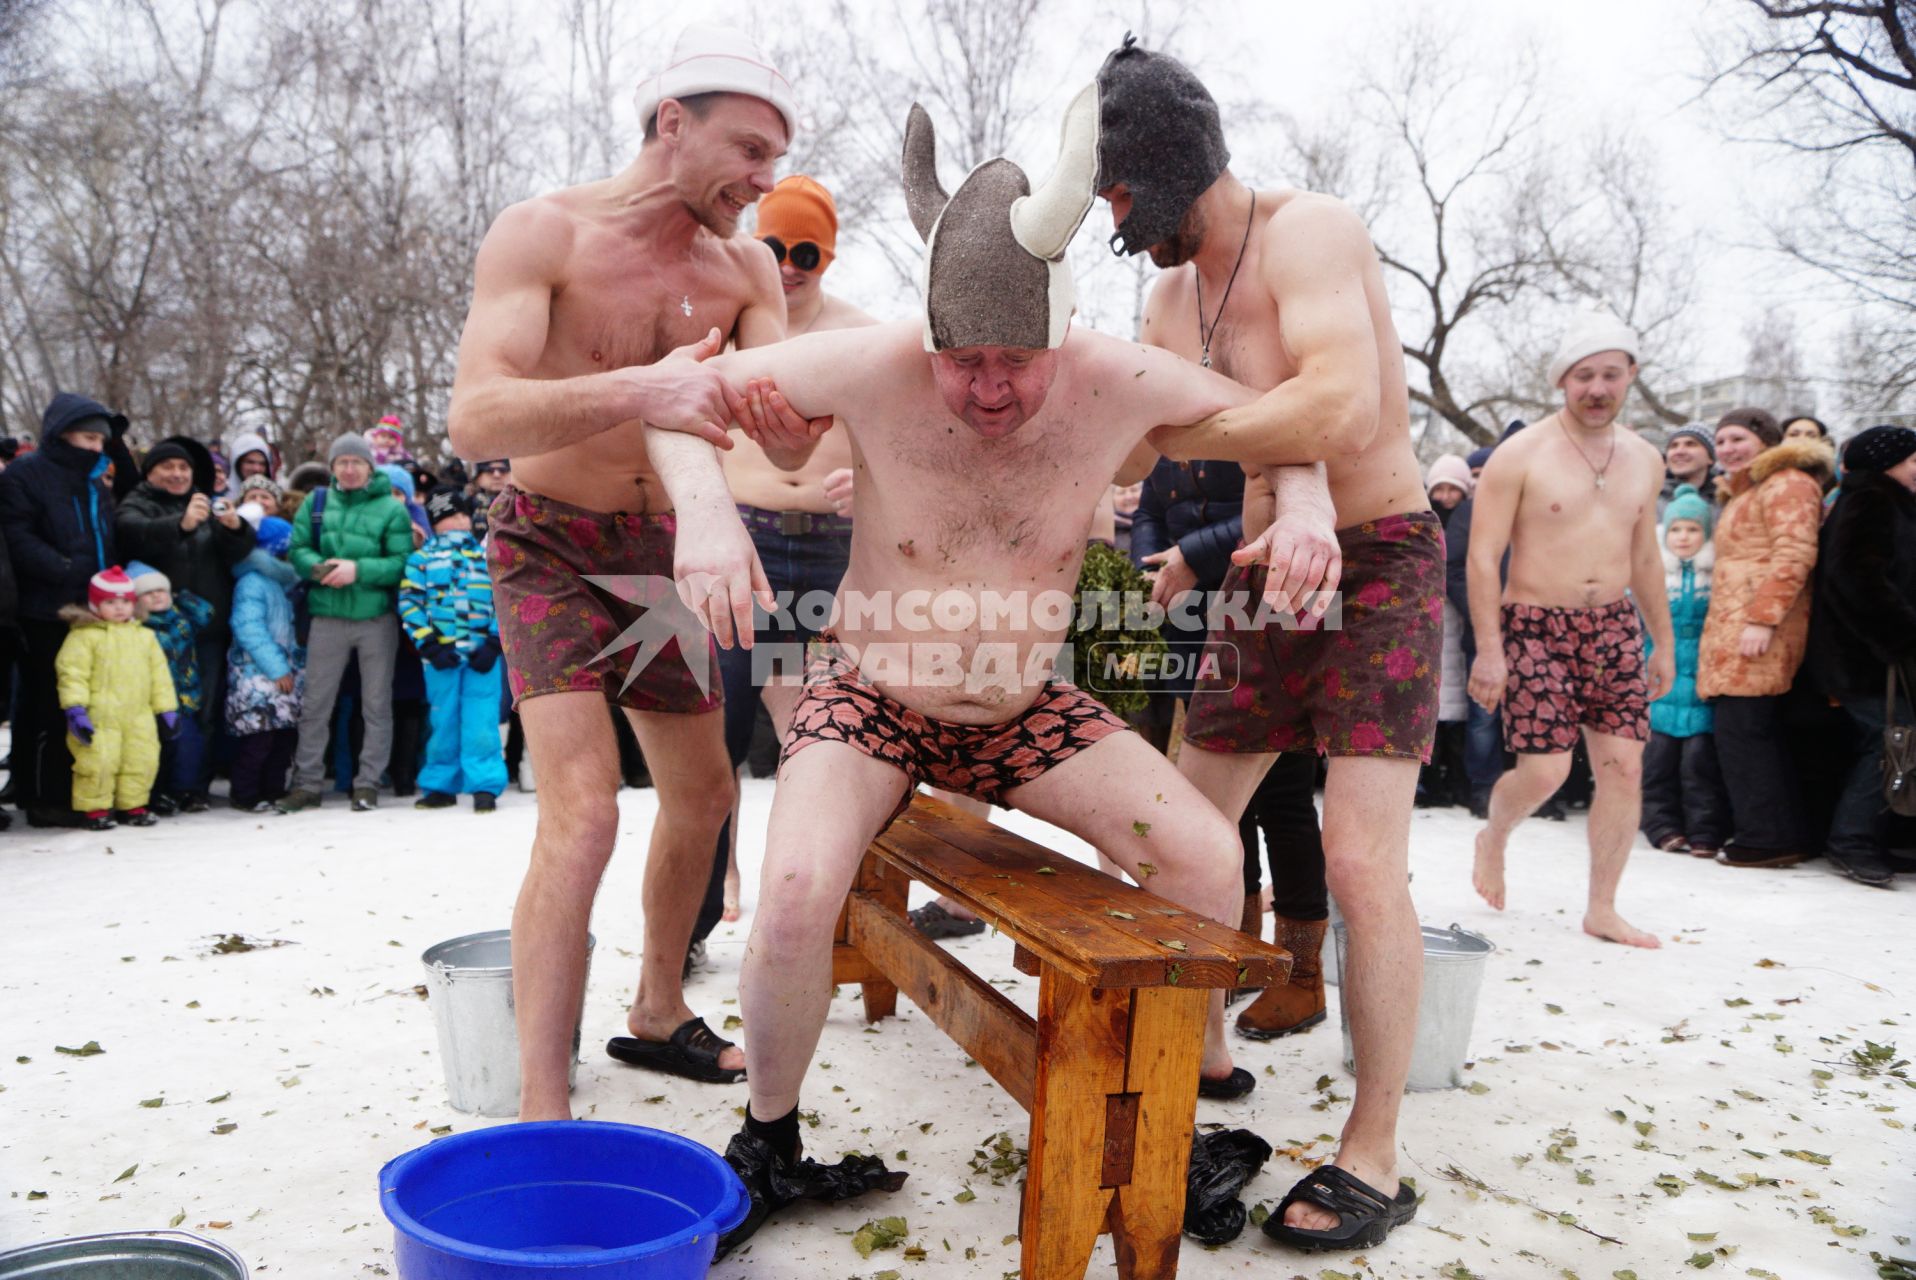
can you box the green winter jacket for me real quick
[289,471,415,621]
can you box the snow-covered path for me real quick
[2,779,1909,1278]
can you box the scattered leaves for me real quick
[1104,909,1135,921]
[211,1123,238,1135]
[1137,862,1158,878]
[1157,939,1187,952]
[1131,820,1151,837]
[138,1097,163,1109]
[1780,1149,1831,1166]
[1654,1173,1690,1197]
[113,1164,137,1183]
[850,1216,908,1258]
[1545,1004,1564,1015]
[54,1041,104,1057]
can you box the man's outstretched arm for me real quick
[1146,198,1382,466]
[645,427,772,650]
[446,200,746,462]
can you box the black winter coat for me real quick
[1807,470,1916,700]
[115,481,256,640]
[0,434,118,622]
[1129,458,1244,589]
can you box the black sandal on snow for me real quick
[1261,1164,1417,1251]
[605,1016,746,1084]
[1197,1066,1256,1100]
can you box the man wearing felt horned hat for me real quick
[636,84,1341,1251]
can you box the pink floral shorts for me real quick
[1182,511,1445,761]
[1500,598,1648,753]
[489,488,721,714]
[782,632,1128,826]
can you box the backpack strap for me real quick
[309,487,328,554]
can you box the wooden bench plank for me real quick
[902,800,1278,972]
[846,895,1038,1109]
[874,818,1166,988]
[883,799,1290,988]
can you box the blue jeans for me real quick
[1465,698,1505,791]
[419,661,508,797]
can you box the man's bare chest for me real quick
[860,418,1101,576]
[1148,289,1292,392]
[545,260,750,375]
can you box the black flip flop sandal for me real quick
[606,1016,746,1084]
[1197,1066,1256,1100]
[1261,1165,1417,1252]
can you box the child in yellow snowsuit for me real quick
[56,566,179,831]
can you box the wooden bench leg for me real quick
[1020,971,1129,1280]
[1107,985,1207,1280]
[853,850,906,1023]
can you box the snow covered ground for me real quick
[2,777,1910,1279]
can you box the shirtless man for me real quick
[647,87,1337,1251]
[1093,36,1440,1253]
[444,24,798,1119]
[697,175,872,941]
[1466,312,1674,949]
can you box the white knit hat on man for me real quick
[1547,308,1639,388]
[634,24,797,142]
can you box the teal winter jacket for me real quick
[1648,542,1714,738]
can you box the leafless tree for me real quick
[1284,19,1697,448]
[1707,1,1916,408]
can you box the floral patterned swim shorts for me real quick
[782,633,1129,826]
[1500,598,1649,753]
[489,488,721,714]
[1181,510,1445,761]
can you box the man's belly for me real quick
[509,428,666,515]
[825,571,1082,725]
[725,433,852,513]
[1243,441,1430,532]
[1504,549,1634,611]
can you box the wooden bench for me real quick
[830,794,1292,1280]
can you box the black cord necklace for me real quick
[1195,192,1255,370]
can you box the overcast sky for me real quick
[697,0,1827,389]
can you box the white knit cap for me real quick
[1547,308,1639,388]
[634,23,797,143]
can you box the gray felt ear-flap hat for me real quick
[1094,32,1231,257]
[902,82,1100,352]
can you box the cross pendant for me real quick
[680,295,693,318]
[1201,353,1212,369]
[1596,474,1606,491]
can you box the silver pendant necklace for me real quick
[1195,193,1256,369]
[1557,413,1617,490]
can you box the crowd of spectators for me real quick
[1413,409,1916,889]
[0,393,521,829]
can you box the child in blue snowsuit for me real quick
[1641,484,1731,855]
[399,488,505,810]
[226,516,304,811]
[129,560,214,815]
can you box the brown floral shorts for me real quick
[782,633,1129,826]
[1501,598,1649,753]
[489,488,721,714]
[1182,510,1445,761]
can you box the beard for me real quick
[1145,203,1206,268]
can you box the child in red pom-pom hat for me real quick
[55,567,180,830]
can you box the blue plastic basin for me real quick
[379,1122,747,1279]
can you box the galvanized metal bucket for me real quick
[0,1230,247,1278]
[1335,922,1494,1091]
[422,929,595,1118]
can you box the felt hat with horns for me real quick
[902,83,1100,352]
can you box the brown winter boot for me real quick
[1227,897,1265,1005]
[1235,915,1328,1040]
